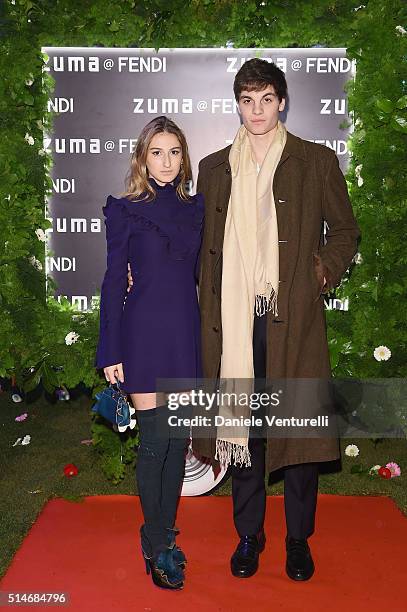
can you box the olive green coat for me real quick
[194,131,360,473]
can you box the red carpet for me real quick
[1,495,406,611]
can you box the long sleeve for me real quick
[318,150,361,290]
[95,196,131,369]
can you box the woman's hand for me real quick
[104,363,124,384]
[127,262,133,292]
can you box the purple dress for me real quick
[95,178,204,393]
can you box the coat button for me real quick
[209,248,217,255]
[216,206,223,212]
[225,167,231,174]
[213,326,219,333]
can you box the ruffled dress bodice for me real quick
[104,180,204,261]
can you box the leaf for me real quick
[396,95,407,110]
[329,341,340,370]
[22,370,41,393]
[371,283,378,302]
[35,360,60,394]
[374,110,389,123]
[390,115,407,133]
[375,98,394,114]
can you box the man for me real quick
[193,58,360,581]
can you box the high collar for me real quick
[148,173,182,191]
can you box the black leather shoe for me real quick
[231,530,266,578]
[285,535,315,581]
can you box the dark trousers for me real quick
[231,312,319,540]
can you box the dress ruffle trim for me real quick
[103,194,204,261]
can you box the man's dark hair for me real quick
[233,58,288,102]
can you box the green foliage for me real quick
[0,0,405,403]
[91,417,138,483]
[329,0,407,379]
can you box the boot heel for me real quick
[141,549,151,575]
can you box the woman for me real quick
[95,116,204,590]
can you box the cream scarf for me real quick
[215,120,287,468]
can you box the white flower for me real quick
[38,148,46,156]
[355,164,364,187]
[21,435,31,446]
[24,132,34,145]
[25,74,34,86]
[12,437,22,446]
[35,228,46,242]
[396,25,406,35]
[345,444,359,457]
[374,345,391,361]
[353,252,363,264]
[369,464,381,475]
[65,331,80,345]
[28,255,43,271]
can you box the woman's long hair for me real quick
[120,116,193,202]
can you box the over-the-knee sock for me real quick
[160,403,191,530]
[160,437,188,530]
[135,406,170,556]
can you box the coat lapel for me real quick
[275,130,307,173]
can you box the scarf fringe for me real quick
[215,439,252,468]
[255,285,278,317]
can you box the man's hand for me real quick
[127,262,133,293]
[313,253,330,294]
[104,363,124,384]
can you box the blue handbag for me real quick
[92,380,137,433]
